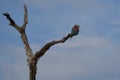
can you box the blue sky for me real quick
[0,0,120,80]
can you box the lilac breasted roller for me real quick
[71,24,80,36]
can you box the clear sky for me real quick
[0,0,120,80]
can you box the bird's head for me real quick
[74,24,80,28]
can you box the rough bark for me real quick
[3,4,77,80]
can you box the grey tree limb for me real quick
[34,34,73,60]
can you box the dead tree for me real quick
[3,5,79,80]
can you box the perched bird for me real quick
[71,24,80,36]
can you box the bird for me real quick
[71,24,80,36]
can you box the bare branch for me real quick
[3,6,33,65]
[3,12,21,32]
[22,4,28,29]
[34,34,73,60]
[3,13,15,25]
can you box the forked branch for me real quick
[3,4,78,80]
[3,5,33,64]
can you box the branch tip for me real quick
[3,12,16,26]
[3,12,9,17]
[22,4,28,29]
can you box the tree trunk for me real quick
[29,59,37,80]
